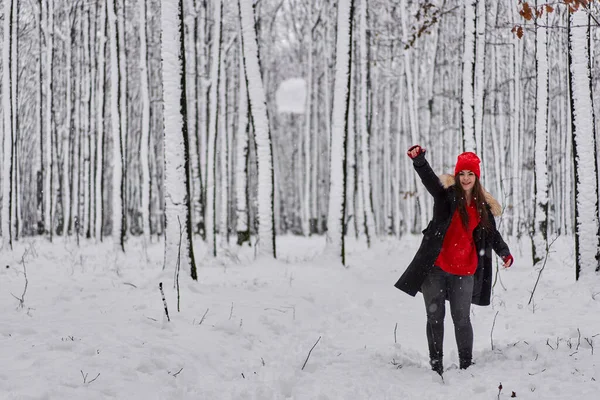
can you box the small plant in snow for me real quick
[80,370,100,384]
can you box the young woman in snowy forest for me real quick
[395,145,514,376]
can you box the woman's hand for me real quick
[502,254,514,268]
[407,145,425,159]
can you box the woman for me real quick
[395,145,513,376]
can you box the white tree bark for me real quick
[462,0,476,152]
[239,0,276,258]
[95,0,106,240]
[235,42,248,236]
[569,10,599,280]
[140,0,151,240]
[162,0,195,275]
[218,53,228,240]
[302,8,314,237]
[2,0,13,247]
[326,0,353,264]
[532,11,549,265]
[473,0,486,157]
[206,0,222,256]
[107,0,123,250]
[358,0,375,244]
[63,10,73,235]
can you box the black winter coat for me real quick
[394,153,511,306]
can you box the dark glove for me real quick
[502,254,514,268]
[407,145,426,159]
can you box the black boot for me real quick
[459,353,472,370]
[430,355,444,376]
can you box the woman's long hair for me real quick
[453,175,492,231]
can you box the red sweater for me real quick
[435,202,480,276]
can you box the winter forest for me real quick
[1,0,600,273]
[2,0,600,398]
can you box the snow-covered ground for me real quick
[1,235,599,399]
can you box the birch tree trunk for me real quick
[358,0,375,245]
[239,0,276,258]
[95,0,106,241]
[162,0,197,279]
[532,10,549,265]
[107,0,124,250]
[569,10,599,280]
[140,0,151,240]
[462,0,476,151]
[2,0,13,248]
[326,0,353,264]
[302,8,314,237]
[116,0,128,239]
[218,53,228,241]
[10,0,18,241]
[206,0,222,256]
[235,42,249,244]
[63,9,73,236]
[473,0,486,157]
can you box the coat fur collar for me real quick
[439,174,502,217]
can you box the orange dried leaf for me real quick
[545,4,554,13]
[517,26,524,39]
[521,2,534,20]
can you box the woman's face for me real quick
[458,170,476,193]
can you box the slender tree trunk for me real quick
[532,9,549,265]
[162,0,197,278]
[569,10,599,280]
[461,0,476,151]
[326,0,354,264]
[235,41,249,243]
[95,0,107,241]
[358,0,375,245]
[206,0,222,256]
[473,0,486,157]
[63,8,73,236]
[2,0,14,248]
[36,0,44,233]
[107,0,124,250]
[10,0,18,241]
[239,0,276,258]
[116,0,128,240]
[218,53,228,240]
[140,0,151,240]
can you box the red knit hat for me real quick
[454,152,481,178]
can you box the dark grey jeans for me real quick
[421,266,474,364]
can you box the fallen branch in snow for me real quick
[159,282,170,322]
[528,368,546,376]
[198,308,209,325]
[229,302,234,320]
[11,248,30,309]
[169,367,183,377]
[301,336,321,371]
[585,337,594,355]
[490,311,499,350]
[546,338,556,350]
[528,235,559,305]
[577,328,581,350]
[394,323,398,344]
[81,370,101,384]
